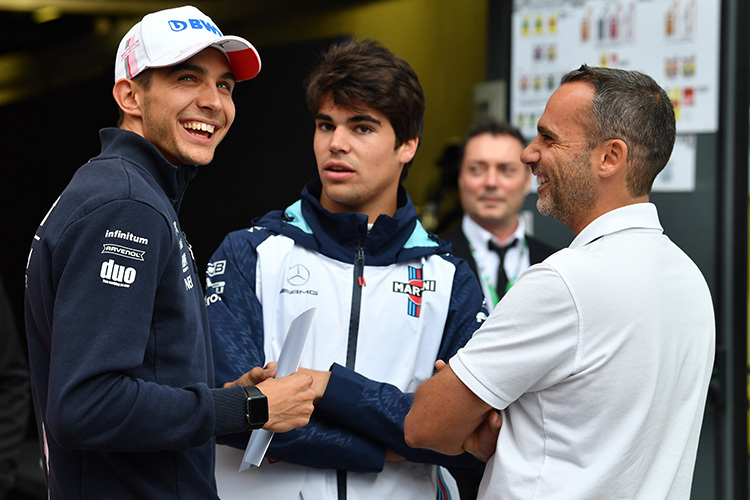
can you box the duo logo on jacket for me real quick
[392,266,436,318]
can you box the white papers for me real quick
[239,307,316,472]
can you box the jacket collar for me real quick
[98,128,198,212]
[258,179,447,264]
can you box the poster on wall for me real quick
[510,0,721,141]
[652,134,697,192]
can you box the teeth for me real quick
[183,122,215,134]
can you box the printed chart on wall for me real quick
[510,0,721,142]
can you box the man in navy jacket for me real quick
[24,6,315,499]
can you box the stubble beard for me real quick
[536,152,597,231]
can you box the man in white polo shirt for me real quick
[405,64,715,500]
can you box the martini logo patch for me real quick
[392,266,436,318]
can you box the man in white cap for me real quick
[24,6,316,499]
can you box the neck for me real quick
[480,217,520,245]
[319,195,398,224]
[570,196,649,235]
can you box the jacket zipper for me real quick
[345,246,365,369]
[339,245,366,499]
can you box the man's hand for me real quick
[296,367,331,405]
[224,362,278,387]
[256,371,316,432]
[462,410,502,461]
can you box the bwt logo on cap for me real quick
[114,5,261,83]
[168,17,222,35]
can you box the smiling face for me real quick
[313,96,418,222]
[458,133,530,236]
[133,48,236,166]
[521,81,598,233]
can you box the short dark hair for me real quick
[459,119,526,165]
[116,70,154,127]
[305,38,425,182]
[561,64,676,196]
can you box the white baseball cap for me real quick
[114,5,261,83]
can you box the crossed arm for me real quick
[233,362,496,465]
[230,359,501,463]
[404,361,501,462]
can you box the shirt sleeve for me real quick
[450,263,580,410]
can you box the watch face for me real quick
[245,388,269,429]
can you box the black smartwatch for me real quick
[243,386,268,430]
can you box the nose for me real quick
[328,126,349,153]
[485,166,500,188]
[520,140,540,166]
[196,83,222,112]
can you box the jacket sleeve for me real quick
[217,413,386,472]
[436,255,488,362]
[207,231,388,471]
[205,231,267,386]
[41,200,235,452]
[312,256,487,469]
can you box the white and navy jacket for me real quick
[207,180,487,500]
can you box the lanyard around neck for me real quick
[468,237,528,306]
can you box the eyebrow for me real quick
[315,113,381,126]
[167,63,236,83]
[537,124,556,139]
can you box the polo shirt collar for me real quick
[570,203,663,249]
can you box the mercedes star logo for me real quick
[287,264,310,286]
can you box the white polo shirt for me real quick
[451,203,715,500]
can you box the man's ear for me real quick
[112,79,143,119]
[398,137,419,165]
[597,138,628,179]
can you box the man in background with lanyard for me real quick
[444,119,558,314]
